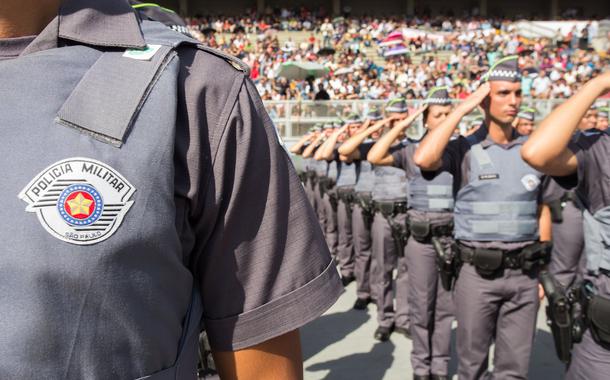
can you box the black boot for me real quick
[341,274,355,287]
[373,325,393,341]
[413,375,430,380]
[353,297,371,310]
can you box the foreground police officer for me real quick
[414,56,552,379]
[522,71,610,380]
[368,87,455,380]
[0,1,341,378]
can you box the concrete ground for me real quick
[301,280,565,380]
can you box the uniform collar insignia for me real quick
[58,0,146,49]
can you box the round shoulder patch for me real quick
[18,158,136,245]
[521,173,541,192]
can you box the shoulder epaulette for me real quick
[195,45,251,75]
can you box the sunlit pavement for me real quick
[301,279,564,380]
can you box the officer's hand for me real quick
[458,82,490,114]
[539,284,545,301]
[594,71,610,94]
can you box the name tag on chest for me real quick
[479,174,500,181]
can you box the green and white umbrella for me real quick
[276,61,330,80]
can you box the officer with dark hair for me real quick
[368,87,455,380]
[415,56,553,379]
[0,0,341,378]
[522,71,610,379]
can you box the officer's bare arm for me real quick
[521,72,610,176]
[338,118,389,157]
[414,84,490,170]
[317,125,348,161]
[302,134,325,158]
[289,134,313,154]
[213,329,303,380]
[538,204,552,242]
[368,106,427,166]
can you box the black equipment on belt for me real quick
[548,192,580,224]
[318,177,337,211]
[356,192,375,230]
[374,201,409,256]
[432,237,457,291]
[337,188,355,219]
[538,272,610,363]
[409,219,454,243]
[457,241,552,277]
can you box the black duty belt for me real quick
[336,187,355,201]
[373,201,407,216]
[409,220,453,241]
[457,241,552,276]
[458,245,524,270]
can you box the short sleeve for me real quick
[188,71,341,351]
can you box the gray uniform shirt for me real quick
[566,133,610,213]
[425,127,552,249]
[0,0,341,356]
[392,141,453,225]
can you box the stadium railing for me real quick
[264,99,572,145]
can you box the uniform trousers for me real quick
[322,189,338,257]
[371,212,409,329]
[454,265,539,380]
[549,202,585,287]
[353,203,374,300]
[406,236,454,376]
[336,196,355,277]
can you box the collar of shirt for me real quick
[472,123,525,149]
[21,0,146,57]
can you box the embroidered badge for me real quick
[18,158,135,245]
[521,174,541,192]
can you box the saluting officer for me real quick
[317,116,363,285]
[366,98,412,341]
[414,56,552,379]
[368,87,455,380]
[303,124,334,250]
[514,106,537,136]
[596,106,609,132]
[522,71,610,379]
[0,0,342,378]
[291,125,323,213]
[338,107,385,309]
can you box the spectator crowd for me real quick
[183,7,610,102]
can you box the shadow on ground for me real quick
[529,328,565,379]
[301,307,371,361]
[306,342,396,380]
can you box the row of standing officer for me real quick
[292,90,460,380]
[291,56,609,380]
